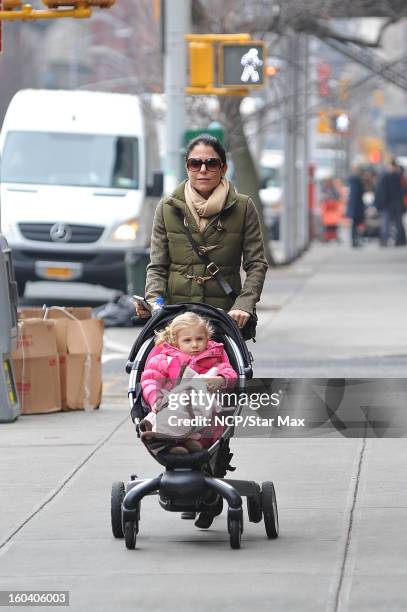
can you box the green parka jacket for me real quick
[145,180,268,314]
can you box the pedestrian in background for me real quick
[374,158,406,247]
[320,177,342,241]
[399,164,407,213]
[346,166,365,248]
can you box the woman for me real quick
[135,134,268,332]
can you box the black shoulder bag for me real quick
[183,218,257,341]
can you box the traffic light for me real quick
[265,64,279,77]
[333,112,350,134]
[2,0,22,8]
[317,63,331,98]
[189,42,214,88]
[219,42,265,87]
[1,0,115,17]
[373,89,384,107]
[43,0,115,6]
[339,78,350,101]
[317,110,350,135]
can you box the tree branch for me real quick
[293,15,397,48]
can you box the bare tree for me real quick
[0,23,44,124]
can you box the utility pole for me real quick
[282,31,309,261]
[282,30,298,262]
[163,0,190,194]
[298,34,309,252]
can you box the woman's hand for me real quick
[227,309,250,329]
[152,401,160,413]
[134,301,152,319]
[206,377,225,393]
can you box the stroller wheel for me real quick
[111,481,125,539]
[124,521,137,550]
[228,509,243,549]
[261,481,279,539]
[247,483,262,523]
[228,519,242,549]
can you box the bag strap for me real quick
[183,217,238,299]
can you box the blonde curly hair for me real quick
[155,312,214,347]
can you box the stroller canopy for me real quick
[127,302,253,377]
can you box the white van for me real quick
[258,149,283,240]
[0,89,163,296]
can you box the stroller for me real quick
[110,302,279,550]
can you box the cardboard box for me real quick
[12,319,61,414]
[54,316,104,410]
[17,306,104,411]
[19,306,92,321]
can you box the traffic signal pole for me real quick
[299,35,310,253]
[282,31,297,262]
[163,0,190,192]
[282,31,310,262]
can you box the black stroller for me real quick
[110,302,279,549]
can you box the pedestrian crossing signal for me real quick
[317,110,350,135]
[219,41,265,88]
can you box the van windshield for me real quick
[1,131,139,189]
[259,166,281,190]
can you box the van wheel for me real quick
[17,280,26,298]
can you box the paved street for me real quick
[1,241,406,611]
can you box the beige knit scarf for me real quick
[184,178,229,231]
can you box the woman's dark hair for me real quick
[185,134,227,165]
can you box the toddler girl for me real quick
[140,312,237,454]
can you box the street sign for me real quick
[219,41,265,88]
[184,127,224,147]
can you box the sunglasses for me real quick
[186,157,223,172]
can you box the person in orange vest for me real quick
[320,178,341,241]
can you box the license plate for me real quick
[44,266,75,280]
[36,261,82,281]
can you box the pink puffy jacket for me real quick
[141,340,237,409]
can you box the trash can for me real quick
[125,249,150,297]
[0,234,20,422]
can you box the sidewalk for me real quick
[255,240,407,376]
[0,241,406,612]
